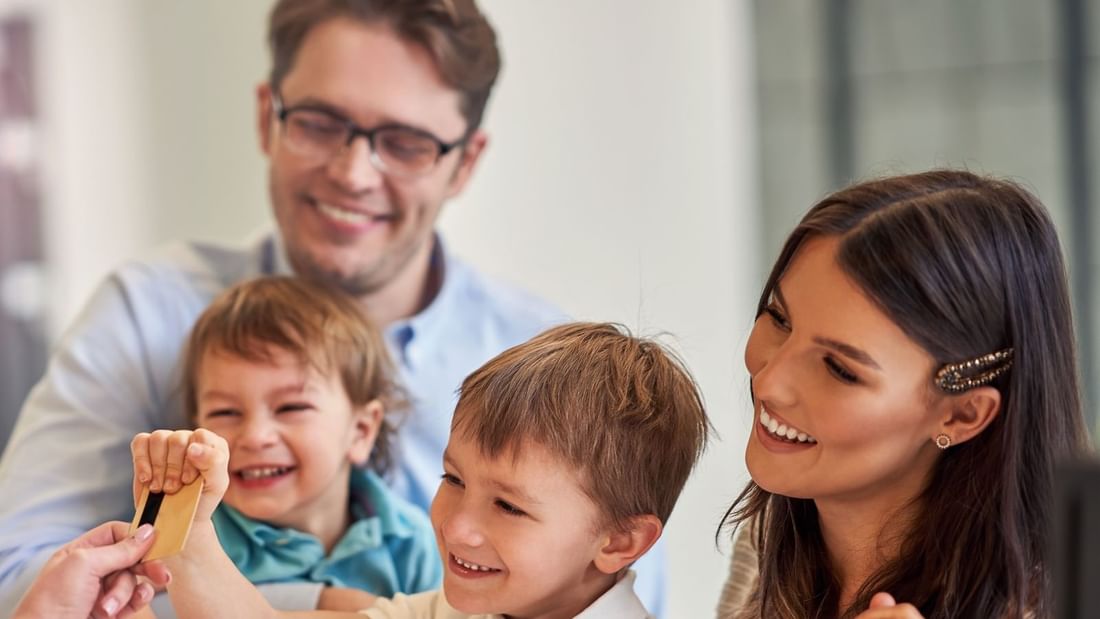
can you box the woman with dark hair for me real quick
[719,170,1090,618]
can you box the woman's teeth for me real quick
[760,409,816,444]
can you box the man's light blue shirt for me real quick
[214,469,441,595]
[0,232,668,617]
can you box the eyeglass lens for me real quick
[282,108,442,176]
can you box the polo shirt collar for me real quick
[266,229,458,370]
[217,468,417,554]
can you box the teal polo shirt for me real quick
[212,468,442,596]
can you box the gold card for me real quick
[129,479,204,562]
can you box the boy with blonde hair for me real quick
[132,322,710,618]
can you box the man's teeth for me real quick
[453,555,497,572]
[238,466,292,480]
[760,409,816,444]
[317,203,371,225]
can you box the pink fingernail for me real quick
[187,443,203,456]
[102,597,119,615]
[135,523,154,541]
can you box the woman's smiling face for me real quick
[744,235,948,508]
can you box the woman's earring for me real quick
[934,433,952,450]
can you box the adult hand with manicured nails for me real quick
[853,592,925,619]
[11,520,170,619]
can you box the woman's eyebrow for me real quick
[813,336,882,370]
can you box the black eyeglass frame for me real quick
[270,92,469,173]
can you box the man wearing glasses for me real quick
[0,0,663,616]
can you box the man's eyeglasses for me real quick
[271,93,467,179]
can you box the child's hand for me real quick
[130,429,229,522]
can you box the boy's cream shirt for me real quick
[359,570,652,619]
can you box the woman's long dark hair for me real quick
[724,170,1090,618]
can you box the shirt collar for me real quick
[385,234,467,369]
[266,229,464,369]
[575,571,650,618]
[439,571,648,618]
[267,230,294,276]
[348,468,420,539]
[215,468,419,551]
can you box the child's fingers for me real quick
[161,432,191,493]
[184,430,231,516]
[177,434,202,486]
[130,433,152,485]
[185,431,229,479]
[130,434,153,509]
[178,431,215,487]
[190,428,229,463]
[179,455,200,487]
[190,428,226,450]
[146,430,175,492]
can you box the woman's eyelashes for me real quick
[825,356,860,384]
[764,299,861,385]
[764,303,790,331]
[441,472,464,488]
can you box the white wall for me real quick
[0,0,271,334]
[9,0,155,335]
[453,3,760,615]
[29,1,760,615]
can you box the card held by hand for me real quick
[129,478,204,562]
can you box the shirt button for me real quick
[274,538,291,546]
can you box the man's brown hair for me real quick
[181,275,405,474]
[453,322,710,530]
[267,0,501,133]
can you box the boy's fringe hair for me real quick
[453,322,711,530]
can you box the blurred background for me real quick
[0,1,1095,617]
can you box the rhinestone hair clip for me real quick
[934,348,1014,393]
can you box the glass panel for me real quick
[0,15,47,454]
[754,0,1099,430]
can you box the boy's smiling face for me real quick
[430,430,616,619]
[195,345,379,546]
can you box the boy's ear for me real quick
[936,385,1001,447]
[593,514,662,575]
[348,399,384,466]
